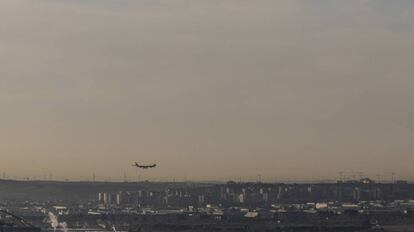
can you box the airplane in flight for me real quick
[132,163,157,169]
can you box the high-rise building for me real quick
[98,193,104,202]
[116,192,123,205]
[103,193,112,206]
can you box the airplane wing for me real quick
[132,163,157,169]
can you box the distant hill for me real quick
[0,180,202,201]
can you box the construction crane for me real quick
[338,171,364,182]
[376,174,382,183]
[383,172,396,183]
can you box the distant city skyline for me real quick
[1,0,414,180]
[0,170,407,184]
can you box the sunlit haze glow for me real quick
[1,0,414,182]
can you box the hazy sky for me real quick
[1,0,414,182]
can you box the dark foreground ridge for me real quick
[0,178,413,203]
